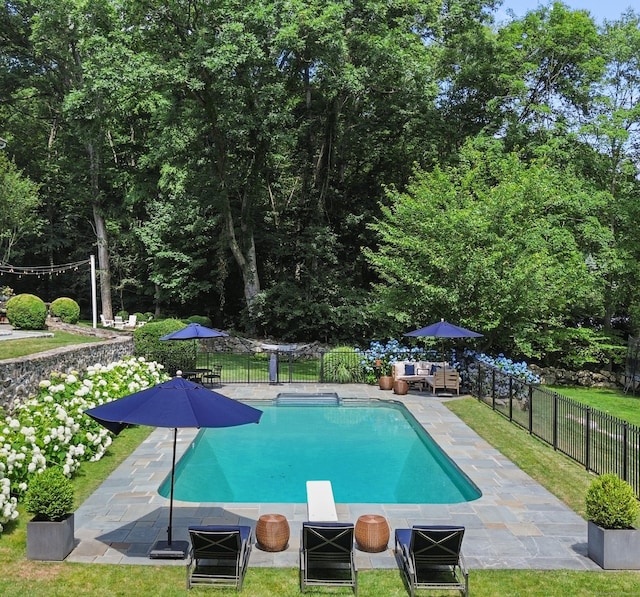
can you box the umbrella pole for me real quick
[167,427,177,545]
[149,427,189,559]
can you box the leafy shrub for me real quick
[585,474,639,529]
[50,297,80,324]
[5,293,47,330]
[24,468,74,521]
[134,311,153,324]
[133,319,194,374]
[116,310,129,320]
[323,347,366,383]
[187,315,212,327]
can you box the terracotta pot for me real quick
[378,376,393,390]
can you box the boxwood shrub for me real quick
[133,318,194,374]
[585,474,640,529]
[50,297,80,324]
[5,293,47,330]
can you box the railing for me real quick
[162,348,372,385]
[467,359,640,500]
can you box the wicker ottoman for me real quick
[355,514,389,553]
[256,514,290,552]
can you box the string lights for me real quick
[0,259,91,278]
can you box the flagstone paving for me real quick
[67,383,600,571]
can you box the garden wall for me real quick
[0,337,134,412]
[530,365,624,389]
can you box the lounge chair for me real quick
[394,525,468,597]
[99,314,114,328]
[186,525,252,591]
[122,314,137,329]
[300,522,357,595]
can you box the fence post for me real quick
[508,376,513,421]
[623,422,628,482]
[528,385,533,434]
[477,362,483,401]
[585,407,591,472]
[319,351,325,383]
[491,369,496,410]
[552,392,558,450]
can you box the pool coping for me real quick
[67,383,600,571]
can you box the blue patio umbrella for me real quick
[84,376,262,559]
[159,322,229,340]
[404,319,483,392]
[405,319,483,340]
[160,323,229,377]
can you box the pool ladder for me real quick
[275,392,340,406]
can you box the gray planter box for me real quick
[587,520,640,569]
[27,513,75,561]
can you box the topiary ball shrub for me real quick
[133,318,195,375]
[323,346,366,383]
[187,315,212,328]
[5,293,47,330]
[50,297,80,324]
[586,473,640,529]
[24,468,74,522]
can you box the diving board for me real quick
[306,480,338,522]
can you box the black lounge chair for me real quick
[186,525,252,591]
[394,525,468,597]
[300,522,358,595]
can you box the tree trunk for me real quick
[86,141,113,320]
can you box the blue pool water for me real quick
[159,402,481,504]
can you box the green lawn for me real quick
[546,385,640,428]
[0,331,104,360]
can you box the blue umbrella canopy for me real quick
[404,319,483,339]
[84,376,262,558]
[159,322,229,340]
[85,376,261,434]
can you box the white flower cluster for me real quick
[0,356,168,535]
[0,474,18,533]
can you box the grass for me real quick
[546,385,640,428]
[0,331,103,360]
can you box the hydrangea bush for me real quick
[355,340,437,383]
[0,356,168,533]
[463,349,540,401]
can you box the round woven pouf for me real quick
[355,514,390,553]
[393,380,409,395]
[256,514,290,552]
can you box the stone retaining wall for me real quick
[530,364,624,389]
[0,337,134,412]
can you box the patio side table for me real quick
[355,514,389,553]
[256,514,290,552]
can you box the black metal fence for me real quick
[165,348,372,385]
[467,359,640,499]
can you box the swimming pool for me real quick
[159,400,481,504]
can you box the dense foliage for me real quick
[1,1,639,368]
[5,293,47,330]
[50,297,80,324]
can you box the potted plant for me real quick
[585,473,640,569]
[24,467,75,561]
[375,359,394,390]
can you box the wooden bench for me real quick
[306,480,338,522]
[424,369,460,395]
